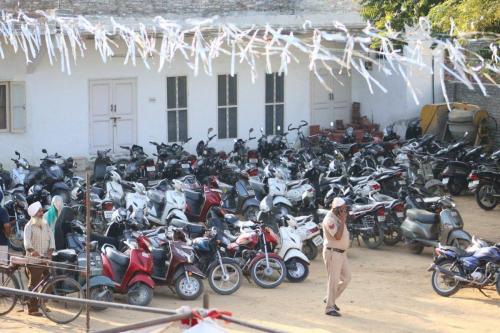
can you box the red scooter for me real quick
[101,235,155,306]
[178,175,223,222]
[139,228,206,300]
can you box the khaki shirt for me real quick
[322,211,350,251]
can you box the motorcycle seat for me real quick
[52,249,77,262]
[234,221,255,229]
[287,179,308,188]
[170,220,205,237]
[184,189,203,202]
[406,209,437,224]
[105,246,130,267]
[351,203,378,213]
[349,176,370,184]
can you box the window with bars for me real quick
[166,76,188,142]
[0,81,26,133]
[265,73,284,135]
[217,74,238,139]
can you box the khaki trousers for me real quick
[26,265,48,313]
[323,249,351,312]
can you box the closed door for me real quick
[310,69,351,127]
[90,79,136,153]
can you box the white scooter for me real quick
[124,181,150,229]
[10,151,31,189]
[258,195,310,283]
[285,215,323,260]
[161,179,189,225]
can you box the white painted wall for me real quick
[0,44,311,168]
[351,47,444,135]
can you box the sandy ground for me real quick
[1,196,499,333]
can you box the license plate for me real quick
[181,163,190,169]
[104,211,113,219]
[146,166,155,172]
[249,158,258,163]
[312,235,323,246]
[354,152,361,158]
[442,178,449,185]
[469,180,480,188]
[149,179,160,186]
[377,216,385,222]
[396,212,404,218]
[399,180,406,185]
[416,198,423,202]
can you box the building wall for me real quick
[351,48,444,135]
[1,0,358,16]
[0,44,310,167]
[445,81,500,148]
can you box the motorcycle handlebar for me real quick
[149,141,159,146]
[120,146,130,150]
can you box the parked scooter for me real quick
[10,151,30,189]
[400,197,471,254]
[208,173,260,221]
[142,227,205,300]
[2,191,29,251]
[100,235,155,306]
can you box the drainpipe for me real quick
[431,55,435,104]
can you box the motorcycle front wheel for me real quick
[431,260,461,297]
[175,274,204,300]
[446,177,464,196]
[250,257,286,289]
[208,260,243,295]
[361,225,384,249]
[475,184,498,211]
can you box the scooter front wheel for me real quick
[127,282,153,306]
[90,286,114,311]
[250,257,286,289]
[285,258,309,283]
[175,274,204,300]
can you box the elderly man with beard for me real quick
[23,201,55,316]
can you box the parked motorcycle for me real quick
[428,243,500,297]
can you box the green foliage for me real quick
[429,0,500,33]
[360,0,500,33]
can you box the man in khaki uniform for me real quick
[322,197,351,317]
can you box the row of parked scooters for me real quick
[1,121,499,306]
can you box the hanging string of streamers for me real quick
[0,10,498,106]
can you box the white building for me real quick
[0,1,443,167]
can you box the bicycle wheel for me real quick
[0,270,20,316]
[40,276,84,324]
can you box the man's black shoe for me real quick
[326,309,341,317]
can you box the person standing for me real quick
[322,197,351,317]
[24,201,55,316]
[44,195,63,233]
[0,190,11,265]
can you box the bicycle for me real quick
[0,255,84,324]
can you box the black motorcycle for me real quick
[116,145,156,185]
[192,218,243,295]
[3,191,29,251]
[92,149,113,183]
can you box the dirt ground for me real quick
[2,196,499,333]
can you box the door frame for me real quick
[88,77,138,155]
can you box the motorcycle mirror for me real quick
[288,123,292,130]
[208,127,213,135]
[15,151,20,157]
[128,205,134,213]
[260,127,264,133]
[42,149,47,154]
[249,128,254,133]
[186,137,192,143]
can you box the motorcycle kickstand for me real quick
[477,288,490,298]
